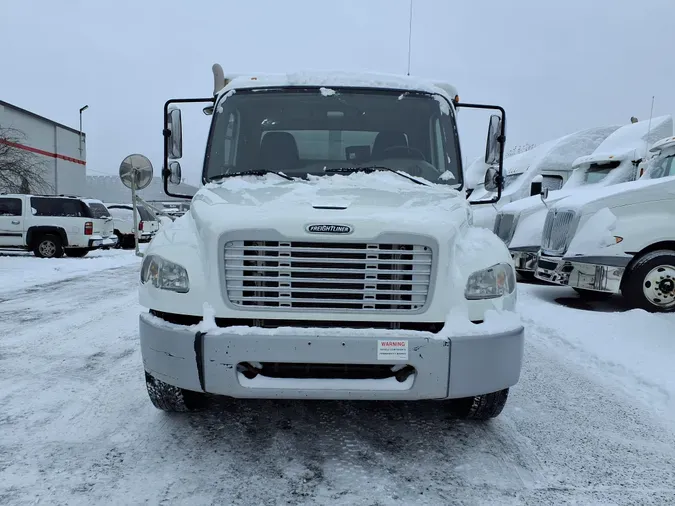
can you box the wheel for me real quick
[114,231,123,249]
[573,287,613,301]
[145,371,208,412]
[65,248,89,258]
[33,234,64,258]
[448,388,509,421]
[622,250,675,312]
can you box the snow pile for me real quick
[519,284,675,422]
[319,87,336,97]
[0,249,143,295]
[566,208,617,256]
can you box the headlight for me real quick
[465,262,516,300]
[140,254,189,293]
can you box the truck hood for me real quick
[190,172,467,235]
[554,175,675,215]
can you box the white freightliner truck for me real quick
[495,115,673,281]
[119,66,524,420]
[534,135,675,311]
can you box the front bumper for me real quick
[534,253,630,293]
[139,313,524,401]
[88,236,118,249]
[510,247,539,273]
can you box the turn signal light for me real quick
[614,236,623,244]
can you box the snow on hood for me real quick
[554,174,675,213]
[197,172,463,223]
[566,208,618,257]
[572,115,673,169]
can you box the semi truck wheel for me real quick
[622,250,675,313]
[448,388,509,421]
[145,371,208,412]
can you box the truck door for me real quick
[0,197,25,247]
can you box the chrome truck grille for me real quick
[223,240,433,312]
[541,210,576,255]
[494,213,516,245]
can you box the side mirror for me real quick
[167,107,183,159]
[119,154,153,190]
[484,114,503,165]
[168,161,182,185]
[540,187,549,201]
[530,174,543,196]
[484,166,499,192]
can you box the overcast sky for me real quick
[2,0,674,186]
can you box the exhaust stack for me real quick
[212,63,225,96]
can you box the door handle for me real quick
[11,220,20,225]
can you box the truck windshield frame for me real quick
[643,153,675,180]
[202,87,463,189]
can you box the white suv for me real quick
[105,203,160,249]
[0,194,117,257]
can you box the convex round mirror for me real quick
[119,154,153,190]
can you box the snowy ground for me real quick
[1,255,675,505]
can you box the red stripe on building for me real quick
[0,139,86,166]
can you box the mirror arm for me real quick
[162,97,215,200]
[455,102,506,206]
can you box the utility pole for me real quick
[79,105,89,159]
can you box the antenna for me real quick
[406,0,413,75]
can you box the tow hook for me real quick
[238,362,262,379]
[393,365,416,383]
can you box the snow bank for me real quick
[0,249,143,295]
[519,284,675,421]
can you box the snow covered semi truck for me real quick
[121,66,524,420]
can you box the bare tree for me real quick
[506,143,537,158]
[0,126,53,194]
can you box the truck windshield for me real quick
[204,88,462,187]
[642,153,675,180]
[583,161,622,184]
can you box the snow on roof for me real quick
[572,115,673,168]
[220,71,456,99]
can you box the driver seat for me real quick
[371,131,408,160]
[259,132,300,171]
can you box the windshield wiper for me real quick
[208,169,294,182]
[323,166,429,186]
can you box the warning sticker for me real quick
[377,340,409,360]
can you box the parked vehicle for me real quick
[534,135,675,311]
[105,203,160,248]
[469,125,621,230]
[495,116,673,278]
[0,194,117,257]
[119,66,525,420]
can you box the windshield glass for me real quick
[642,153,675,180]
[204,88,462,186]
[581,160,622,184]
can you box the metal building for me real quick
[0,100,86,195]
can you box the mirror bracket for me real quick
[162,97,215,199]
[455,102,507,206]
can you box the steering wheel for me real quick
[380,146,427,162]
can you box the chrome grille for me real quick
[224,240,432,312]
[541,210,576,255]
[494,213,516,245]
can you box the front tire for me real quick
[145,371,208,412]
[33,234,64,258]
[448,388,509,421]
[622,250,675,312]
[65,248,90,258]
